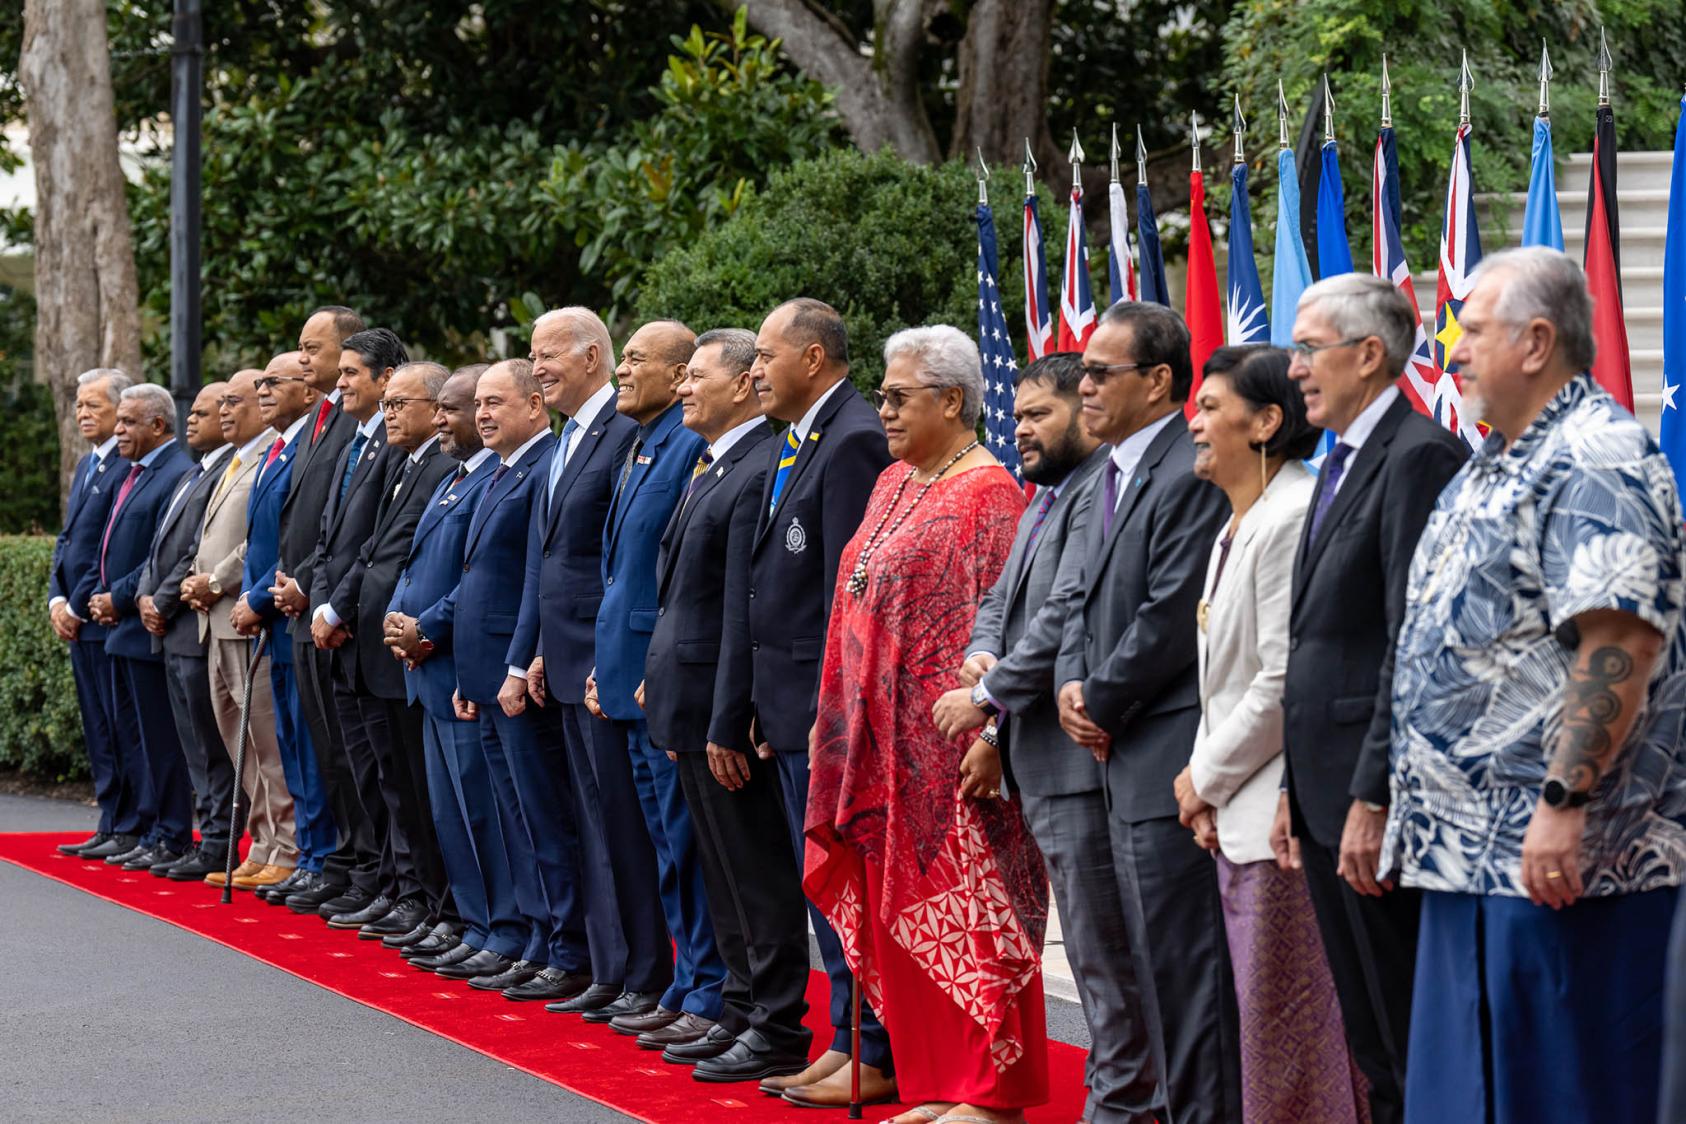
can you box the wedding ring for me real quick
[1545,870,1563,880]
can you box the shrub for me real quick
[0,535,85,780]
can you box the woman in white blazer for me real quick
[1173,347,1366,1124]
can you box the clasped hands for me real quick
[930,652,1002,801]
[1173,766,1218,851]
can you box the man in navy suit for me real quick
[705,299,894,1094]
[512,308,667,1014]
[443,359,591,995]
[52,369,136,859]
[643,328,803,1066]
[581,321,723,1039]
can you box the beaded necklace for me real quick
[846,440,979,597]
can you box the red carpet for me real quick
[0,833,1088,1122]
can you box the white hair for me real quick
[1471,246,1597,373]
[882,325,984,428]
[1297,273,1416,375]
[119,383,177,432]
[532,306,616,369]
[77,367,134,402]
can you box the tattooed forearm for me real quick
[1550,645,1634,793]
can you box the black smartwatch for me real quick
[1542,776,1592,810]
[970,681,1000,719]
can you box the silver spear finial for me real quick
[1135,124,1148,185]
[1323,74,1336,144]
[1458,49,1473,126]
[1021,137,1037,197]
[1381,54,1393,129]
[1277,80,1290,149]
[1232,94,1246,165]
[1190,112,1202,173]
[1068,128,1085,190]
[975,147,989,205]
[1538,41,1553,118]
[1597,26,1613,107]
[1110,123,1121,184]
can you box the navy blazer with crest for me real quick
[52,447,131,643]
[507,393,638,705]
[96,440,194,661]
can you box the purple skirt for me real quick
[1217,853,1369,1124]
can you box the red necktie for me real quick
[259,436,285,482]
[310,398,333,444]
[98,464,146,585]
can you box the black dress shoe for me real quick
[546,982,623,1014]
[316,887,375,919]
[360,897,427,939]
[150,846,198,877]
[80,834,138,860]
[137,847,185,873]
[381,921,433,949]
[105,843,151,866]
[468,958,539,990]
[119,846,163,871]
[611,1005,682,1036]
[284,877,349,913]
[435,949,514,981]
[58,832,112,856]
[638,1012,716,1050]
[691,1030,809,1083]
[662,1023,742,1065]
[401,923,463,958]
[326,894,393,930]
[581,989,662,1024]
[412,941,478,971]
[165,847,228,882]
[257,868,310,902]
[503,968,591,1002]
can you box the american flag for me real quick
[977,200,1022,478]
[1022,192,1054,361]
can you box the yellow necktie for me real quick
[213,454,242,504]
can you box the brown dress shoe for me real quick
[760,1049,848,1095]
[205,859,263,887]
[231,863,294,889]
[781,1060,896,1108]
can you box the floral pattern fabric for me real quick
[1382,374,1686,897]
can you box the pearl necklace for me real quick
[846,440,979,598]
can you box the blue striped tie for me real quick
[338,432,369,505]
[768,428,801,514]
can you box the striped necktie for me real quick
[338,431,370,505]
[768,428,800,514]
[1023,487,1058,554]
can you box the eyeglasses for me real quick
[379,396,437,413]
[253,375,308,392]
[216,396,246,409]
[872,385,940,411]
[1079,361,1156,384]
[1288,337,1369,362]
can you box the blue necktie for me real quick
[768,428,801,514]
[338,431,369,505]
[1308,441,1354,541]
[551,418,578,502]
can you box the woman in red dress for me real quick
[804,325,1048,1124]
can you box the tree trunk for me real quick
[733,0,940,164]
[949,0,1055,171]
[19,0,143,502]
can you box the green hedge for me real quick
[0,535,85,780]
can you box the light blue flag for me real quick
[1522,116,1565,250]
[1659,94,1686,492]
[1315,140,1354,278]
[1271,147,1314,347]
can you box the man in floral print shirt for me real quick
[1383,247,1686,1124]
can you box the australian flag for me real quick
[1433,122,1484,446]
[977,201,1022,479]
[1226,162,1269,342]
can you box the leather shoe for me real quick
[138,847,185,873]
[611,1005,682,1036]
[412,941,479,971]
[119,846,164,871]
[105,843,151,866]
[80,834,138,860]
[691,1030,809,1083]
[546,982,623,1014]
[256,868,310,901]
[435,949,514,981]
[781,1060,897,1108]
[361,897,427,939]
[468,958,540,990]
[503,968,590,1002]
[326,894,393,930]
[760,1049,847,1095]
[401,923,463,958]
[381,920,433,949]
[284,877,349,913]
[662,1023,737,1065]
[231,863,293,889]
[58,832,112,856]
[206,858,263,887]
[165,847,227,882]
[581,989,661,1024]
[638,1012,715,1050]
[316,887,375,919]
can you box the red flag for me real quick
[1184,168,1222,418]
[1585,104,1633,410]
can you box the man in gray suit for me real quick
[932,350,1159,1124]
[135,380,238,881]
[1055,301,1240,1124]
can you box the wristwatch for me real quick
[970,681,999,719]
[979,723,1000,748]
[207,576,223,596]
[415,624,435,656]
[1542,775,1592,810]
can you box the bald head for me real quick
[257,349,313,431]
[221,367,269,446]
[615,320,695,425]
[435,369,484,460]
[186,381,228,453]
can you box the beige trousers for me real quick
[208,637,297,868]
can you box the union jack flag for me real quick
[977,201,1022,478]
[1431,122,1484,446]
[1022,193,1054,361]
[1057,184,1097,351]
[1372,123,1437,418]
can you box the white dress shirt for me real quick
[1327,385,1399,497]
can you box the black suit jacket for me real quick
[645,421,774,754]
[1055,415,1228,822]
[746,383,890,753]
[1282,394,1466,846]
[307,423,395,682]
[279,401,355,637]
[138,447,232,658]
[341,440,452,699]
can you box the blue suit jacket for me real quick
[391,457,498,716]
[52,449,131,644]
[242,428,305,664]
[454,432,558,705]
[595,402,706,721]
[97,442,193,661]
[508,397,637,704]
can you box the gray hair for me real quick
[485,357,542,399]
[883,325,984,428]
[532,306,616,369]
[695,328,757,375]
[77,367,134,403]
[1297,273,1416,376]
[395,360,451,399]
[1471,246,1597,373]
[119,383,177,432]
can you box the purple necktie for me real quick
[1100,460,1122,536]
[1308,441,1355,541]
[1024,487,1058,554]
[98,464,145,585]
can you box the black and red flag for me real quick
[1584,30,1633,409]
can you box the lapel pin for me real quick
[636,454,652,465]
[715,466,725,477]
